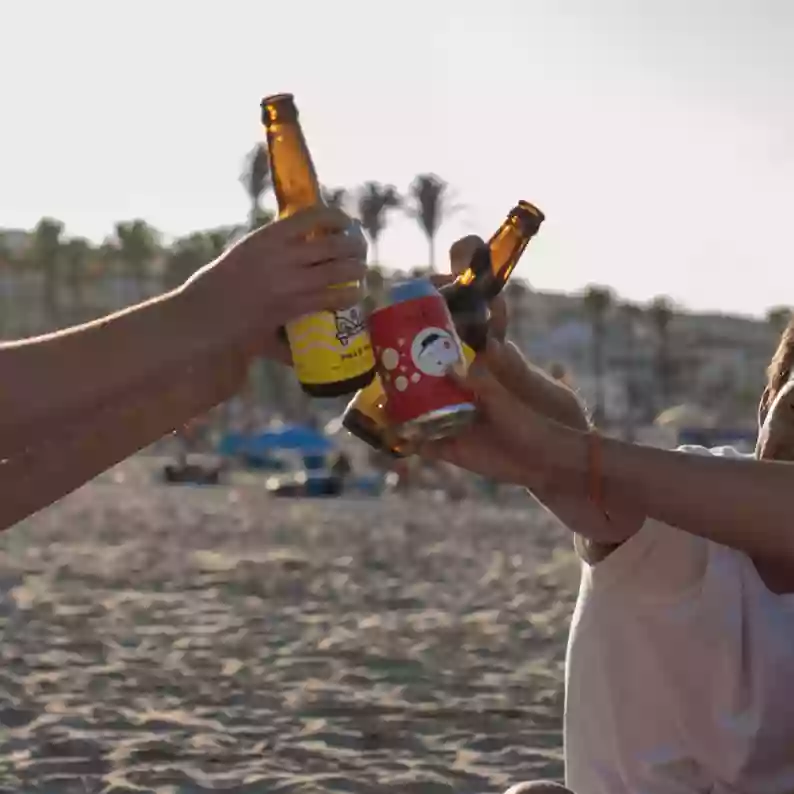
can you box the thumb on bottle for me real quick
[449,235,487,276]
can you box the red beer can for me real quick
[368,277,477,443]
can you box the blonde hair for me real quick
[762,317,794,419]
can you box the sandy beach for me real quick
[0,468,578,793]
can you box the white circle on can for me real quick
[381,348,400,371]
[411,372,421,383]
[410,327,460,377]
[395,375,409,391]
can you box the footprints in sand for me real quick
[0,486,575,792]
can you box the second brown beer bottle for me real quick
[341,200,544,456]
[261,93,376,397]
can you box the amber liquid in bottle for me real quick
[341,201,545,455]
[261,93,375,397]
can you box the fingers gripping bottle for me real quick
[261,93,376,397]
[340,200,544,456]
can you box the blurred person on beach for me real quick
[424,237,794,794]
[0,206,367,531]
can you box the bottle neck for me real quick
[453,207,541,302]
[454,244,492,290]
[452,227,526,303]
[482,214,533,300]
[263,103,322,216]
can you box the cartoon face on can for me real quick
[368,278,476,435]
[411,327,463,376]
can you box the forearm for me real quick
[0,286,205,456]
[518,366,643,544]
[548,426,794,562]
[0,342,246,531]
[517,358,590,429]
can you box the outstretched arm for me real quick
[450,343,794,567]
[545,426,794,564]
[0,314,246,531]
[0,206,367,531]
[0,287,205,459]
[484,343,644,552]
[439,236,643,552]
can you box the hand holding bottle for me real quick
[435,234,509,340]
[183,205,367,364]
[341,201,544,456]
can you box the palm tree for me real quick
[112,220,160,302]
[357,182,401,264]
[405,173,460,271]
[164,233,208,291]
[27,218,65,330]
[164,229,237,291]
[240,146,289,422]
[649,296,674,411]
[322,186,348,211]
[241,143,272,230]
[61,237,93,324]
[583,285,613,426]
[205,226,240,261]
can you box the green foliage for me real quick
[404,174,461,270]
[356,182,401,263]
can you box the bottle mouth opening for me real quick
[516,199,545,222]
[261,92,295,106]
[261,93,298,126]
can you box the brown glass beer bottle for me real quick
[261,93,376,397]
[341,200,544,456]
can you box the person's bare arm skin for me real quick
[0,306,247,530]
[0,287,202,459]
[441,236,643,556]
[438,341,794,565]
[488,344,644,558]
[0,206,366,531]
[531,422,794,566]
[456,345,794,564]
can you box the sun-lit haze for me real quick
[2,0,792,317]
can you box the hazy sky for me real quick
[2,0,792,316]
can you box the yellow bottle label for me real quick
[461,342,477,367]
[287,303,375,386]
